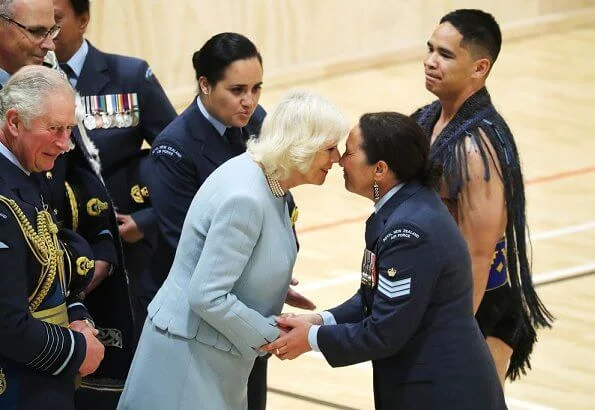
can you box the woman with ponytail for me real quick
[263,112,506,410]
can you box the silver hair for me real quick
[247,90,348,180]
[0,65,74,128]
[0,0,16,16]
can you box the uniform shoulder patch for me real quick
[152,143,183,163]
[144,66,163,87]
[381,225,422,244]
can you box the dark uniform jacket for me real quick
[0,155,95,410]
[76,42,177,240]
[70,42,176,407]
[75,41,177,302]
[317,182,506,410]
[145,100,267,298]
[33,45,175,399]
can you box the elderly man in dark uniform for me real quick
[0,0,117,310]
[0,65,105,410]
[0,0,139,407]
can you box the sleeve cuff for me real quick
[308,325,321,352]
[91,237,117,266]
[320,310,337,325]
[67,301,93,326]
[131,208,157,236]
[263,315,281,344]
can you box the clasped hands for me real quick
[70,319,105,377]
[260,313,322,360]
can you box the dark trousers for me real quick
[75,388,121,410]
[248,356,268,410]
[131,293,151,345]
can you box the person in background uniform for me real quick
[118,90,348,410]
[412,9,553,383]
[0,0,136,407]
[0,65,104,410]
[52,0,177,344]
[146,32,314,410]
[263,112,506,410]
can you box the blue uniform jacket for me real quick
[317,182,506,410]
[144,100,266,298]
[70,43,177,396]
[76,41,177,242]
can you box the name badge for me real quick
[360,248,377,288]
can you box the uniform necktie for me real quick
[59,63,77,87]
[365,212,378,250]
[224,127,246,157]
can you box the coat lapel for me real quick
[184,102,234,168]
[0,156,40,209]
[76,42,109,95]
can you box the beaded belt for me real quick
[487,238,508,291]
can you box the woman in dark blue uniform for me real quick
[265,112,506,410]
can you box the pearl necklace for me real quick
[265,174,285,197]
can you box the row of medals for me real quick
[81,94,140,131]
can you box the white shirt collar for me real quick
[0,141,30,175]
[0,67,10,87]
[195,95,227,136]
[374,183,404,213]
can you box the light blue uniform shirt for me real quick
[196,96,228,138]
[62,39,89,88]
[0,67,10,87]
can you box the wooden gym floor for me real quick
[253,24,595,410]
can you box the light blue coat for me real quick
[118,153,297,410]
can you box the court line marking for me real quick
[297,221,595,292]
[299,262,595,292]
[268,387,361,410]
[296,165,595,235]
[299,352,555,409]
[526,165,595,185]
[534,263,595,286]
[506,397,556,410]
[531,221,595,241]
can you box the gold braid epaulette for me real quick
[0,195,65,312]
[64,181,79,231]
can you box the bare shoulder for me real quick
[463,127,504,186]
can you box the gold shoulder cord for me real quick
[0,195,65,312]
[64,181,79,231]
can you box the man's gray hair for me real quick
[0,0,16,16]
[247,90,348,180]
[0,65,74,127]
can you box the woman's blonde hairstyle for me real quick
[247,90,348,180]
